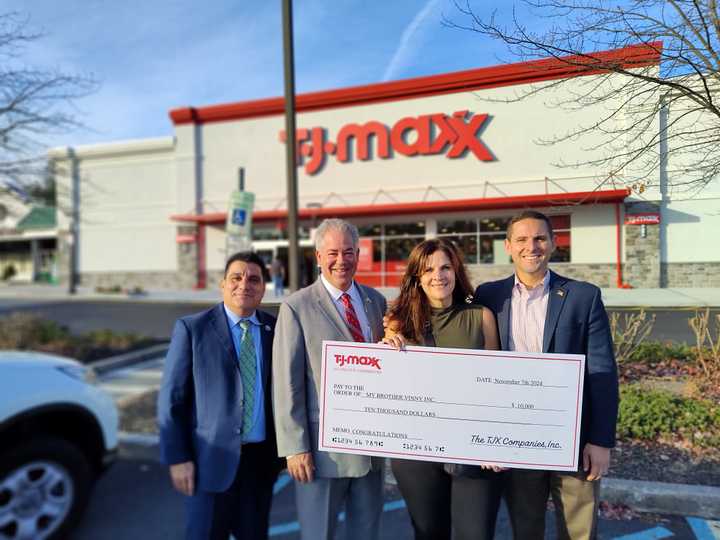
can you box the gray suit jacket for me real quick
[272,278,387,478]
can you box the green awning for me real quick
[16,206,56,230]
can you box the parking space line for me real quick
[273,474,292,495]
[382,499,407,512]
[686,517,720,540]
[269,521,301,537]
[268,498,407,537]
[612,526,674,539]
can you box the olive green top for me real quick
[426,303,485,349]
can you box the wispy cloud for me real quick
[7,0,286,146]
[381,0,443,82]
[3,0,510,147]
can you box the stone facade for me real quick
[207,270,225,287]
[176,225,199,289]
[623,202,661,288]
[663,262,720,287]
[79,271,184,290]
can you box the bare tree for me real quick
[0,12,97,193]
[445,1,720,195]
[609,309,656,363]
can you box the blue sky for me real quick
[4,0,520,148]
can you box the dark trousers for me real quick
[185,441,280,540]
[392,459,504,540]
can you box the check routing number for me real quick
[319,341,586,472]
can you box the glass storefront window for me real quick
[359,237,382,261]
[253,227,285,241]
[551,229,570,262]
[385,222,425,236]
[357,224,382,237]
[385,237,417,264]
[437,214,571,264]
[443,235,479,264]
[438,220,477,235]
[353,222,425,287]
[438,219,479,264]
[480,216,510,233]
[550,215,571,230]
[252,225,310,241]
[479,234,509,264]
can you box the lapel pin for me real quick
[264,325,272,331]
[557,290,565,297]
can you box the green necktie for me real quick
[238,320,257,436]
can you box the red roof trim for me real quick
[169,43,661,126]
[170,189,630,225]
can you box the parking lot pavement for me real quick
[89,348,720,539]
[74,454,718,540]
[96,356,720,539]
[96,357,164,403]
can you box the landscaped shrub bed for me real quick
[617,385,720,448]
[0,312,156,362]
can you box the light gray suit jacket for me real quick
[272,278,387,478]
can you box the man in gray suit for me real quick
[273,218,387,540]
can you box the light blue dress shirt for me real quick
[224,305,266,443]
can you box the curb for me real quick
[603,304,720,309]
[119,431,159,446]
[92,343,169,375]
[601,477,720,520]
[118,432,160,461]
[114,433,720,520]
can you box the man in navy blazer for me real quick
[158,251,283,540]
[474,211,618,540]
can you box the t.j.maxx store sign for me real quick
[279,110,495,175]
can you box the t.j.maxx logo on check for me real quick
[334,354,382,370]
[279,110,494,175]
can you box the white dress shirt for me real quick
[319,274,372,342]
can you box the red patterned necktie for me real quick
[341,293,366,342]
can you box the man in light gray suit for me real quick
[273,218,387,540]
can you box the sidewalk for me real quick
[2,282,720,308]
[600,287,720,308]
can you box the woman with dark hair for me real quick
[384,238,503,540]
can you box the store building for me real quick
[0,189,58,283]
[48,43,720,291]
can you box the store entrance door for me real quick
[276,245,317,289]
[254,240,317,290]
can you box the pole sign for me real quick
[226,191,255,236]
[226,190,255,254]
[176,233,197,244]
[625,213,660,225]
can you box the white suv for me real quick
[0,351,118,540]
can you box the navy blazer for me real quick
[474,271,618,453]
[157,303,281,492]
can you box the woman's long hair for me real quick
[387,238,473,343]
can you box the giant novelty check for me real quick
[319,341,585,472]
